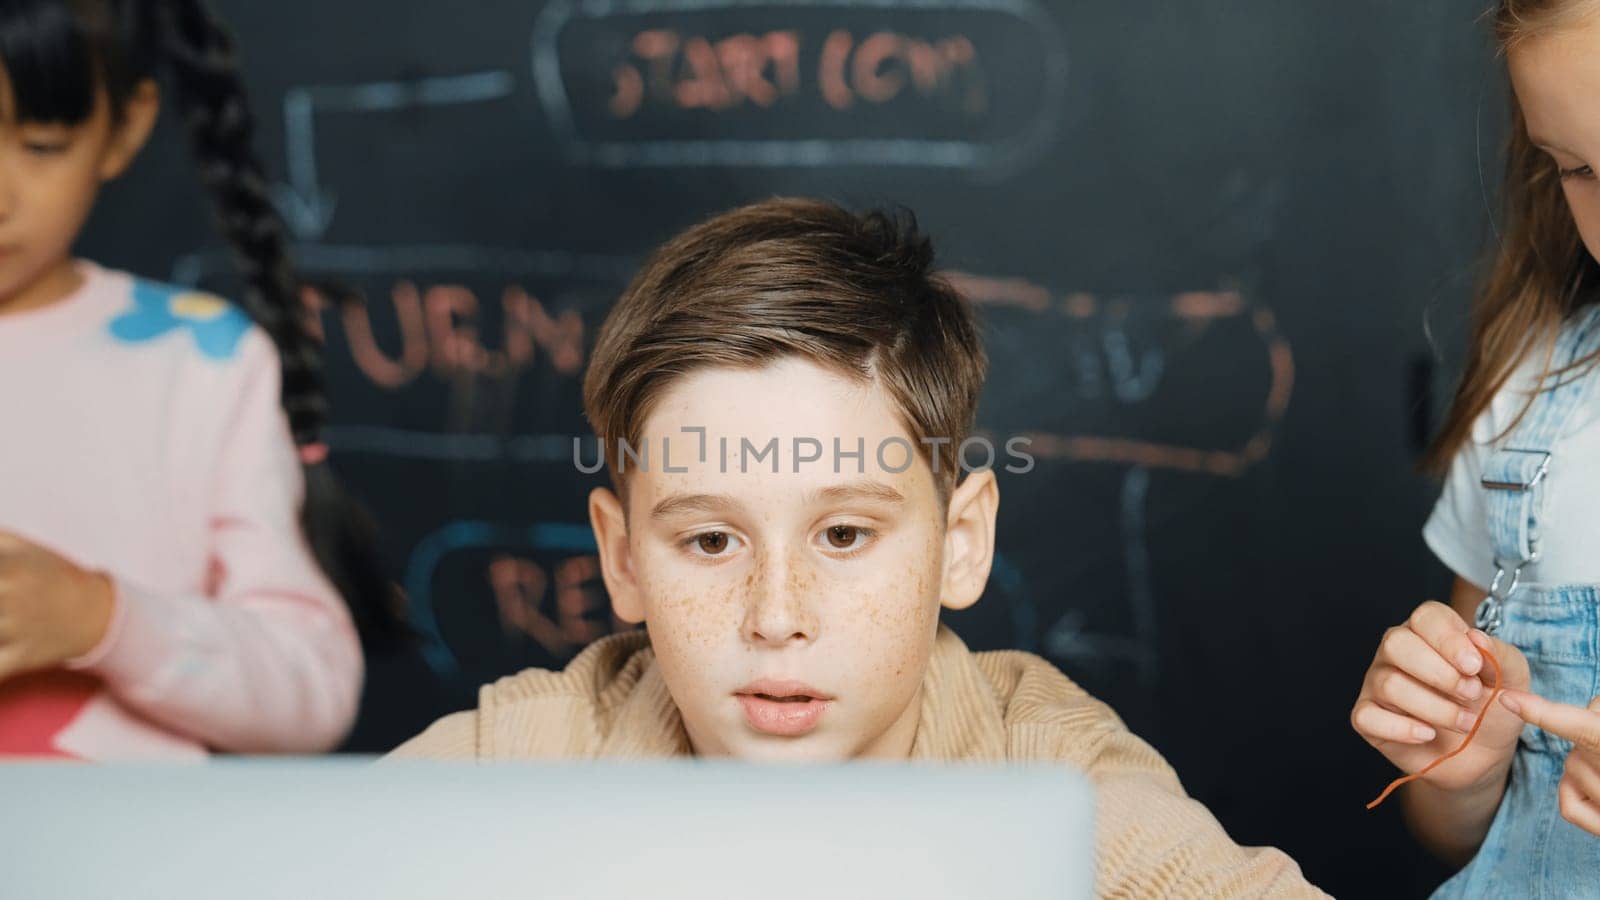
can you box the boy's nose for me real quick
[741,554,820,648]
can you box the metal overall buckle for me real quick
[1475,448,1550,635]
[1479,448,1552,491]
[1476,557,1534,635]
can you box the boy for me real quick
[392,199,1325,897]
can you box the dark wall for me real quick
[78,2,1509,895]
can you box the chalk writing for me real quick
[301,281,587,387]
[489,554,628,659]
[404,522,618,675]
[531,0,1067,169]
[610,30,802,116]
[603,28,984,119]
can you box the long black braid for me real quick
[154,0,410,651]
[154,0,324,444]
[150,0,410,650]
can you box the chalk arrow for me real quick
[271,71,516,243]
[272,182,338,241]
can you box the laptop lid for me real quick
[1,760,1094,899]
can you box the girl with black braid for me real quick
[0,0,405,758]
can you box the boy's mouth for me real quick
[734,681,833,737]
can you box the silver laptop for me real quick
[1,759,1093,899]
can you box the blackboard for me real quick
[79,1,1508,895]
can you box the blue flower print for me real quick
[108,279,252,361]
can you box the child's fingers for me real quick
[1351,699,1437,745]
[1467,630,1526,689]
[1407,601,1482,676]
[1378,626,1483,702]
[1501,690,1600,751]
[1564,753,1600,805]
[1367,667,1474,734]
[1558,770,1600,837]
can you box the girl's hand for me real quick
[1499,691,1600,836]
[1351,600,1530,792]
[0,531,115,681]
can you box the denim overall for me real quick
[1433,308,1600,898]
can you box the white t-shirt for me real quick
[1424,348,1600,591]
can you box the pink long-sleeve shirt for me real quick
[0,261,362,759]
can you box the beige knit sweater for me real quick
[390,625,1327,898]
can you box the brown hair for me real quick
[1424,0,1600,472]
[581,197,988,506]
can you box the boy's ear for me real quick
[940,468,999,611]
[589,486,646,623]
[98,79,159,182]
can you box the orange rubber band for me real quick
[1367,642,1505,810]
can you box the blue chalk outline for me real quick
[405,520,600,674]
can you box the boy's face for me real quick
[589,357,998,761]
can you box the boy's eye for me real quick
[822,524,873,553]
[687,531,740,557]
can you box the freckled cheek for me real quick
[646,576,745,655]
[648,591,733,705]
[831,582,935,671]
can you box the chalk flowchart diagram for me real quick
[166,0,1291,686]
